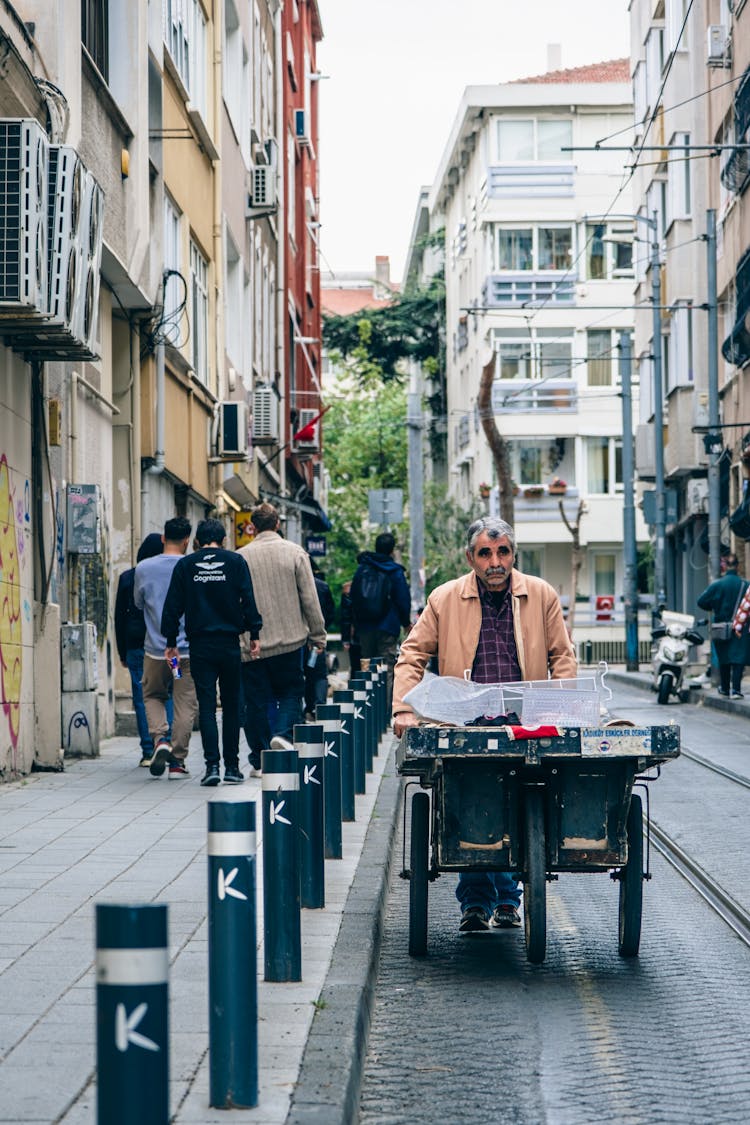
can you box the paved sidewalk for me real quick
[0,729,401,1124]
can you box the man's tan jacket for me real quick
[237,531,326,660]
[393,569,576,720]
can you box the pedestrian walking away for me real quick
[697,553,750,698]
[162,517,262,787]
[133,517,198,779]
[392,515,576,935]
[237,502,326,776]
[339,578,361,675]
[114,532,173,765]
[350,531,411,712]
[304,560,337,718]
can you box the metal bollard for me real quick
[207,793,258,1108]
[332,689,356,821]
[367,667,385,748]
[295,723,326,909]
[350,674,374,774]
[347,680,368,792]
[96,902,169,1125]
[262,742,301,981]
[316,703,343,859]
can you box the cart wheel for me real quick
[523,788,547,965]
[618,793,643,958]
[408,791,430,957]
[657,671,673,705]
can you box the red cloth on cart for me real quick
[502,725,563,740]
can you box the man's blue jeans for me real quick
[456,871,522,914]
[126,648,173,754]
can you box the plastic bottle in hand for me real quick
[169,655,182,680]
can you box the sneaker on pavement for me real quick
[270,736,294,750]
[223,765,244,784]
[491,904,522,929]
[731,691,744,699]
[200,764,221,787]
[149,741,173,777]
[168,763,190,779]
[718,687,730,696]
[139,754,153,767]
[459,906,490,934]
[247,762,262,778]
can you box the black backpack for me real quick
[351,564,391,626]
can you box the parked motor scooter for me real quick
[651,609,707,704]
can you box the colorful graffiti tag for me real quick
[0,455,23,749]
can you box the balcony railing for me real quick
[492,378,578,412]
[482,272,576,308]
[485,163,575,199]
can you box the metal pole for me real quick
[261,742,301,981]
[651,212,667,608]
[408,373,425,619]
[316,703,343,859]
[295,723,325,909]
[332,689,356,820]
[706,208,722,582]
[350,675,373,776]
[207,794,257,1108]
[96,903,169,1125]
[619,332,639,671]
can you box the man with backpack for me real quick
[350,532,411,711]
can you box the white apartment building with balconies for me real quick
[429,60,648,644]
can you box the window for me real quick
[666,0,690,53]
[497,228,533,270]
[585,223,633,280]
[639,351,654,421]
[224,0,249,160]
[645,25,665,112]
[287,131,296,245]
[646,179,667,242]
[587,330,613,386]
[587,438,623,494]
[520,445,543,484]
[538,227,572,270]
[507,438,572,485]
[494,328,573,380]
[190,239,209,384]
[633,61,646,127]
[519,547,544,577]
[497,118,572,162]
[224,226,242,368]
[592,553,617,596]
[496,225,573,272]
[667,133,691,223]
[163,195,182,343]
[667,301,694,390]
[164,0,207,117]
[82,0,108,80]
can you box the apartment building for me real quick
[0,0,326,780]
[427,60,646,642]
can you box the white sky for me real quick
[317,0,631,283]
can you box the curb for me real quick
[606,669,750,718]
[286,739,403,1125]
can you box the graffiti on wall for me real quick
[0,454,26,751]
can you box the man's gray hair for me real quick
[467,517,516,555]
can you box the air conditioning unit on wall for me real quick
[74,171,104,356]
[247,164,276,211]
[218,400,250,457]
[294,108,311,147]
[48,146,85,333]
[0,118,49,319]
[252,384,279,443]
[292,407,320,454]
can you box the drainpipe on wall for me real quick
[274,0,286,499]
[212,4,224,516]
[146,340,166,475]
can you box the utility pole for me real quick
[650,211,667,609]
[619,332,639,670]
[706,208,721,582]
[407,363,425,619]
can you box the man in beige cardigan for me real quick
[237,503,327,775]
[393,516,576,934]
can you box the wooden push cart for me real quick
[397,723,680,963]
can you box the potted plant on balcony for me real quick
[524,484,545,499]
[548,476,568,496]
[478,481,492,499]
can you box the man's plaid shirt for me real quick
[471,581,522,683]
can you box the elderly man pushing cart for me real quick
[393,516,576,935]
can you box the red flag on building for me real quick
[292,405,330,443]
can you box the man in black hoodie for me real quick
[350,532,411,711]
[161,518,262,786]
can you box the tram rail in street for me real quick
[649,819,750,948]
[679,746,750,791]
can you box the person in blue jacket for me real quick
[350,532,411,711]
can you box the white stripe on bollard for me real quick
[96,948,169,986]
[207,831,257,856]
[262,772,300,790]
